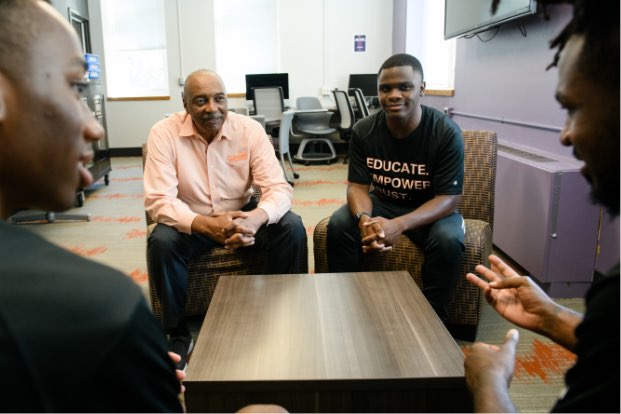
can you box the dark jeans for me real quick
[148,207,306,331]
[326,194,464,322]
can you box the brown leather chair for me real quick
[313,130,497,341]
[142,144,308,320]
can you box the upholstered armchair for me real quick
[313,130,497,341]
[142,144,308,320]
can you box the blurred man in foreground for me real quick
[0,0,183,411]
[464,0,619,412]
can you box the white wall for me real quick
[88,0,392,148]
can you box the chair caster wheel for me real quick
[304,161,310,166]
[293,173,300,179]
[75,190,85,207]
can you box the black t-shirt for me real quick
[551,263,620,413]
[0,221,183,412]
[348,105,463,208]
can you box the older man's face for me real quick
[183,72,228,141]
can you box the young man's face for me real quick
[556,35,620,215]
[0,2,103,218]
[183,72,228,141]
[378,65,425,124]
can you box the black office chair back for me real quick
[349,88,370,118]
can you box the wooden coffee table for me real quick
[185,271,471,412]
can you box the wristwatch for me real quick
[355,211,370,222]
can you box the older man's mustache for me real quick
[201,114,224,121]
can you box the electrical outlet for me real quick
[443,107,454,116]
[178,77,185,86]
[321,87,331,96]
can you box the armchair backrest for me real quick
[459,130,498,228]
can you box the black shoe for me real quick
[168,334,194,372]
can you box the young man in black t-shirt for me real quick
[326,53,465,323]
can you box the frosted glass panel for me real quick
[406,0,455,90]
[100,0,170,98]
[214,0,278,94]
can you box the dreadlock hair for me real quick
[547,0,619,96]
[378,53,424,81]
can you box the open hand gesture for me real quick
[466,255,556,334]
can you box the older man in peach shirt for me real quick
[144,69,306,371]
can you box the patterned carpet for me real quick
[17,155,583,412]
[461,296,583,412]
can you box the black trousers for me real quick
[326,194,464,322]
[147,205,306,331]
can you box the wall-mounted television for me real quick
[245,73,289,101]
[348,74,378,97]
[444,0,537,40]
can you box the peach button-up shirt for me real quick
[144,111,292,234]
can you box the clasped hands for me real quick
[359,215,401,253]
[211,210,263,249]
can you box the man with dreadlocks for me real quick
[464,0,619,412]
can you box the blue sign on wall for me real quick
[84,53,101,80]
[354,35,366,52]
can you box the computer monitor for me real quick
[348,74,378,98]
[245,73,289,101]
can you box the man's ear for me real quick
[419,81,426,97]
[181,91,188,112]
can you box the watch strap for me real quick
[355,211,371,221]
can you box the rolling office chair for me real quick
[8,209,91,223]
[274,110,300,186]
[9,190,92,223]
[332,89,355,164]
[292,96,338,165]
[252,86,285,136]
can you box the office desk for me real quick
[184,271,470,413]
[291,108,329,113]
